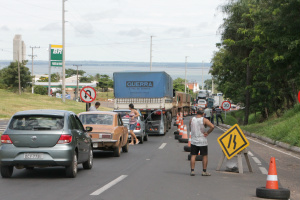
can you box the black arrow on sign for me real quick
[84,90,92,99]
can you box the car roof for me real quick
[13,109,74,116]
[78,111,118,115]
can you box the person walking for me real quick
[211,107,215,124]
[128,103,140,145]
[215,106,224,126]
[89,102,100,111]
[204,107,212,122]
[189,109,214,176]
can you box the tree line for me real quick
[210,0,300,124]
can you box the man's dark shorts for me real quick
[191,144,208,156]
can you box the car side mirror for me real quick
[86,126,93,132]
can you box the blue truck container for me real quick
[113,72,173,98]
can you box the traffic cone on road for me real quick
[179,125,188,143]
[175,120,184,140]
[174,119,181,135]
[188,152,202,161]
[266,157,278,189]
[184,132,191,152]
[174,114,179,126]
[256,157,290,199]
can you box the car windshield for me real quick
[79,114,113,125]
[9,115,64,130]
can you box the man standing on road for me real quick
[89,102,101,111]
[215,106,224,126]
[204,107,212,122]
[189,109,214,176]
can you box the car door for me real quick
[70,115,86,163]
[138,110,145,136]
[117,114,126,146]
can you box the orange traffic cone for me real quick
[175,120,184,140]
[179,125,188,143]
[266,157,279,189]
[174,119,180,135]
[184,132,191,152]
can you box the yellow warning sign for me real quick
[217,124,249,159]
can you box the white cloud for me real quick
[0,25,9,31]
[118,28,145,37]
[39,23,61,31]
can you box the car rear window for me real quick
[114,111,130,119]
[79,114,113,125]
[9,115,64,130]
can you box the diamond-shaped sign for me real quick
[217,124,249,159]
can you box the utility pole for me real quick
[150,35,154,71]
[18,51,21,95]
[202,61,204,90]
[212,78,214,94]
[184,56,189,93]
[73,64,82,101]
[29,46,40,94]
[62,0,66,102]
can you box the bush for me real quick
[34,86,48,95]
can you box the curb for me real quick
[219,124,300,154]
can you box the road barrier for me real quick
[183,132,191,152]
[178,125,188,143]
[175,120,184,140]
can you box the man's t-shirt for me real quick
[204,108,212,118]
[89,106,98,111]
[191,117,208,146]
[215,108,222,115]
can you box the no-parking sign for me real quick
[80,86,96,103]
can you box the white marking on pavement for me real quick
[146,159,150,160]
[248,151,254,156]
[259,167,268,175]
[158,143,167,149]
[216,126,300,160]
[252,157,262,165]
[90,175,128,196]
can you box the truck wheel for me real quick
[122,141,129,153]
[82,148,93,170]
[113,142,121,157]
[1,165,13,178]
[66,153,78,178]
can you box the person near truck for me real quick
[128,103,140,145]
[89,102,100,111]
[215,106,224,126]
[211,107,216,124]
[204,107,212,122]
[189,109,214,176]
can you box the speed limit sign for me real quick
[221,101,231,111]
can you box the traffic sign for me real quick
[80,86,96,103]
[217,124,249,159]
[221,101,231,111]
[298,91,300,103]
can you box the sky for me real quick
[0,0,225,63]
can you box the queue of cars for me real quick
[0,109,149,178]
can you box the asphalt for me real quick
[0,116,299,200]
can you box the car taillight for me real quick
[136,122,141,130]
[57,135,72,144]
[1,135,12,144]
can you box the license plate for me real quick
[93,143,98,148]
[24,153,44,159]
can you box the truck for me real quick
[213,95,224,107]
[113,72,175,135]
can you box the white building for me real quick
[13,34,26,61]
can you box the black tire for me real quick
[174,131,179,135]
[256,187,290,199]
[122,141,129,153]
[184,146,191,152]
[82,148,93,170]
[144,133,148,141]
[175,135,182,140]
[188,154,203,161]
[139,134,144,144]
[0,165,13,178]
[178,138,188,143]
[66,153,78,178]
[173,122,178,126]
[113,142,121,157]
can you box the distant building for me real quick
[13,34,26,61]
[186,82,200,93]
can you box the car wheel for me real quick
[122,140,129,153]
[1,165,13,178]
[139,134,144,144]
[113,142,121,157]
[66,153,78,178]
[82,148,93,170]
[144,133,148,141]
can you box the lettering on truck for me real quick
[126,81,153,87]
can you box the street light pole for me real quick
[29,46,40,94]
[150,36,153,71]
[73,64,82,101]
[62,0,66,102]
[184,56,189,93]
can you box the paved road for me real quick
[0,116,299,200]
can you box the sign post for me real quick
[216,124,252,173]
[48,44,63,96]
[80,86,97,111]
[221,101,231,119]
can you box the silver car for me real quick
[113,109,148,143]
[0,110,93,178]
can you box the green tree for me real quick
[173,77,193,94]
[34,85,48,95]
[66,68,85,78]
[97,75,113,92]
[37,73,60,82]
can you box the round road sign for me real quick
[298,91,300,103]
[80,86,96,103]
[221,101,231,111]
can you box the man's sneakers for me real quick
[202,171,211,176]
[190,171,195,176]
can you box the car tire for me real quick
[122,141,129,153]
[113,142,121,157]
[1,165,13,178]
[66,153,78,178]
[256,187,290,199]
[144,133,148,141]
[139,135,144,144]
[82,148,93,170]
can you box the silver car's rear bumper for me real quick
[0,144,74,166]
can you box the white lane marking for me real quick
[158,143,167,149]
[252,157,262,165]
[146,159,150,160]
[259,167,268,175]
[248,151,254,156]
[90,175,128,196]
[216,126,300,160]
